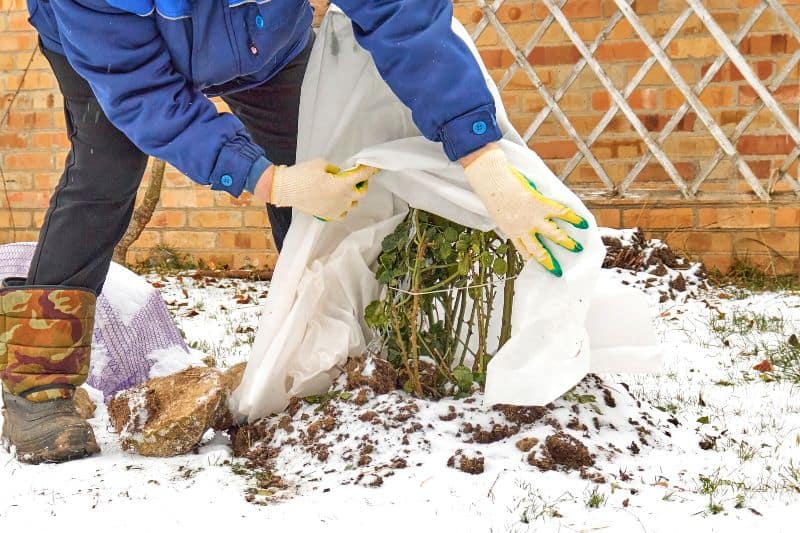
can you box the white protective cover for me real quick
[230,9,662,422]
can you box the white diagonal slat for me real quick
[522,0,634,141]
[470,0,505,43]
[496,0,568,92]
[542,0,691,198]
[559,7,694,186]
[686,0,800,146]
[620,2,767,196]
[612,0,769,201]
[691,47,800,196]
[477,0,616,191]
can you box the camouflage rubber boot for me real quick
[0,279,100,463]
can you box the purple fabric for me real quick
[0,242,189,400]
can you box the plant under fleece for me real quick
[364,209,523,398]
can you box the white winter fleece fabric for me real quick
[230,9,661,422]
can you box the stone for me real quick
[73,387,96,420]
[107,364,246,457]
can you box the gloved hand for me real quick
[259,159,377,221]
[463,146,588,277]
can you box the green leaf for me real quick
[697,416,709,424]
[381,234,398,252]
[402,380,415,394]
[453,365,473,391]
[364,300,386,328]
[444,227,460,242]
[458,258,470,276]
[379,252,397,268]
[493,258,508,275]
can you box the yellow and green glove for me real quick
[270,159,376,221]
[464,147,588,277]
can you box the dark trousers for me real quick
[27,41,312,294]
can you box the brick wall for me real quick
[1,0,799,273]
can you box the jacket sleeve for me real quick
[48,0,269,197]
[334,0,503,161]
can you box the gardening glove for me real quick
[463,147,588,277]
[270,159,377,221]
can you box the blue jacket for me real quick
[27,0,502,197]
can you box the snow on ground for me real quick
[2,256,800,531]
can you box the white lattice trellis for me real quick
[472,0,800,201]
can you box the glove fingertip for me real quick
[573,217,589,229]
[542,259,563,278]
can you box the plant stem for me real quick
[499,240,517,349]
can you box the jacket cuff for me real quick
[437,105,503,161]
[244,157,271,194]
[209,136,267,197]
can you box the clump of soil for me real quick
[601,228,707,301]
[545,432,594,470]
[494,404,548,425]
[463,422,519,444]
[447,449,485,475]
[515,437,539,452]
[343,355,398,395]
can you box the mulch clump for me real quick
[447,449,485,475]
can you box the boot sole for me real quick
[2,404,100,464]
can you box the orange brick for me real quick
[5,111,52,129]
[668,38,722,59]
[148,210,186,228]
[528,45,581,66]
[159,189,215,208]
[529,140,578,159]
[698,86,735,108]
[188,210,243,228]
[0,133,28,149]
[0,210,32,228]
[701,253,733,273]
[589,208,621,227]
[6,191,52,208]
[3,152,53,170]
[233,252,276,269]
[162,231,217,249]
[740,84,799,106]
[698,207,771,228]
[130,230,161,249]
[737,135,795,156]
[243,210,269,227]
[733,231,800,254]
[0,33,36,52]
[623,207,694,229]
[595,41,650,62]
[30,132,70,149]
[670,232,714,254]
[217,231,269,250]
[775,207,800,227]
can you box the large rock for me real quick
[108,364,246,457]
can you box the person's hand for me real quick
[253,159,377,221]
[461,144,588,277]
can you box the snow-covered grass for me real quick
[2,270,799,532]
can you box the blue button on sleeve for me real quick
[438,106,502,161]
[209,137,266,197]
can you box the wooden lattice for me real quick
[472,0,800,202]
